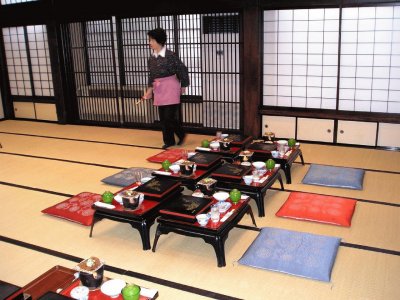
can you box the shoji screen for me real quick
[263,9,339,109]
[339,6,400,113]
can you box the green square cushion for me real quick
[276,192,357,227]
[41,192,100,226]
[302,164,365,190]
[101,167,155,187]
[238,227,341,282]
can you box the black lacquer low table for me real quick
[90,180,182,250]
[212,164,284,217]
[251,145,305,184]
[152,198,257,267]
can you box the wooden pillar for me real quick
[242,1,261,137]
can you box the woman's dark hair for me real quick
[147,28,167,46]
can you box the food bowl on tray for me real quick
[252,161,266,170]
[210,141,220,150]
[169,165,180,174]
[213,191,230,202]
[100,279,126,298]
[119,190,144,210]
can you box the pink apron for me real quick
[152,75,181,106]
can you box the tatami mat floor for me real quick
[0,120,399,300]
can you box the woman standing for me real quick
[142,28,189,149]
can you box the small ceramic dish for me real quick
[243,175,253,185]
[196,214,209,226]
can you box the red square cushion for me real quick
[41,192,101,226]
[146,149,185,163]
[276,192,357,227]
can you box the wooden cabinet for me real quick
[35,103,58,121]
[337,120,377,146]
[297,118,334,143]
[378,123,400,148]
[262,115,296,139]
[13,102,36,119]
[13,101,58,121]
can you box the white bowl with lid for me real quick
[100,279,126,298]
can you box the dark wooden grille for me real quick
[60,13,242,131]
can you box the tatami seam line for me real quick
[0,235,242,300]
[0,131,164,150]
[0,152,127,170]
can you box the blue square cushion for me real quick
[238,227,341,282]
[302,164,365,190]
[101,167,155,187]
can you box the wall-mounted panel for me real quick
[337,120,377,146]
[262,115,295,139]
[297,118,334,142]
[35,103,57,121]
[13,101,35,119]
[377,123,400,148]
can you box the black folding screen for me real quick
[59,13,242,131]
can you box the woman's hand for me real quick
[181,87,186,95]
[142,87,153,100]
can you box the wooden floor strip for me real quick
[0,152,126,170]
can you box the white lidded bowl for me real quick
[210,141,220,150]
[100,279,126,298]
[196,214,209,226]
[169,165,180,174]
[252,161,266,170]
[213,191,230,202]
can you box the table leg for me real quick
[135,221,151,250]
[299,150,305,165]
[246,206,258,228]
[89,213,102,238]
[255,192,265,218]
[152,225,163,252]
[283,164,292,184]
[277,173,285,190]
[204,236,227,267]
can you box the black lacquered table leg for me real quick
[246,206,257,227]
[205,236,227,267]
[89,213,102,237]
[136,221,151,250]
[277,173,285,190]
[255,192,265,217]
[283,164,292,184]
[299,150,305,165]
[152,225,163,252]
